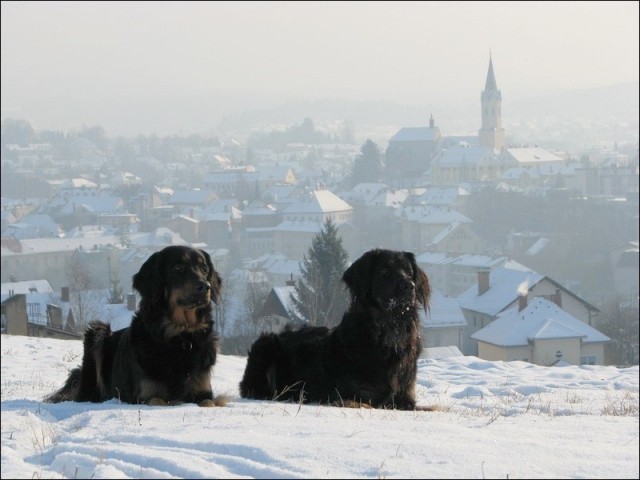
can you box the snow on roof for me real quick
[421,345,463,360]
[505,147,562,165]
[272,286,299,317]
[416,251,453,265]
[458,267,542,316]
[417,186,470,206]
[243,203,278,216]
[397,205,471,224]
[4,235,121,255]
[390,127,440,142]
[1,279,54,296]
[169,190,215,205]
[525,237,550,256]
[283,189,352,215]
[273,220,325,233]
[451,255,506,269]
[429,221,464,246]
[471,297,610,346]
[342,183,389,204]
[421,289,467,328]
[371,188,409,208]
[59,195,122,215]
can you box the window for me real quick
[580,355,596,365]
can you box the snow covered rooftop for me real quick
[471,297,610,346]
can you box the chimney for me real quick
[552,289,562,308]
[477,268,490,296]
[61,286,70,302]
[47,304,63,329]
[518,293,528,312]
[285,273,295,287]
[127,293,137,311]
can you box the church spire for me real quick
[484,53,498,92]
[479,52,505,151]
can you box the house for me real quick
[245,253,302,287]
[241,202,281,258]
[254,282,302,333]
[471,296,610,366]
[0,234,122,290]
[272,188,356,261]
[458,267,601,356]
[394,205,479,254]
[420,289,467,351]
[608,241,639,299]
[201,165,297,198]
[1,213,62,239]
[168,189,219,209]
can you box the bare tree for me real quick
[65,250,103,332]
[598,296,639,366]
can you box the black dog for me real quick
[45,245,224,407]
[239,248,431,410]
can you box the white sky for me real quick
[1,334,638,478]
[1,1,638,134]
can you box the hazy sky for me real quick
[1,1,638,135]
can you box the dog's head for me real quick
[132,245,222,312]
[342,249,430,312]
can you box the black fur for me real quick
[239,248,431,410]
[45,245,223,407]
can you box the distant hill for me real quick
[218,81,639,135]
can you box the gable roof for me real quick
[471,297,610,347]
[421,289,467,329]
[458,267,543,316]
[503,147,563,165]
[390,127,440,143]
[283,189,352,215]
[458,267,600,317]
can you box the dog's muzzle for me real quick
[177,281,211,308]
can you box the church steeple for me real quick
[479,53,505,151]
[484,54,498,92]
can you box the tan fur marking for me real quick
[161,308,210,340]
[186,371,212,394]
[139,378,170,404]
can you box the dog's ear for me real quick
[405,251,431,311]
[200,249,222,304]
[132,251,163,302]
[342,249,377,302]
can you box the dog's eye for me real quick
[200,264,209,274]
[174,265,185,272]
[380,268,389,275]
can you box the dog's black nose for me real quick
[197,281,211,292]
[399,279,414,293]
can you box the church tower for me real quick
[478,54,505,151]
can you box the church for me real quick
[386,55,564,186]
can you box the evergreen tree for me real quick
[351,139,382,187]
[290,218,350,327]
[107,277,125,304]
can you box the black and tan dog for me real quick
[239,248,432,410]
[45,245,225,407]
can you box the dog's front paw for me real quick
[198,398,216,407]
[147,397,167,406]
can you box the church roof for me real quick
[389,127,440,143]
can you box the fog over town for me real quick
[1,1,638,366]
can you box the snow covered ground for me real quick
[1,334,638,479]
